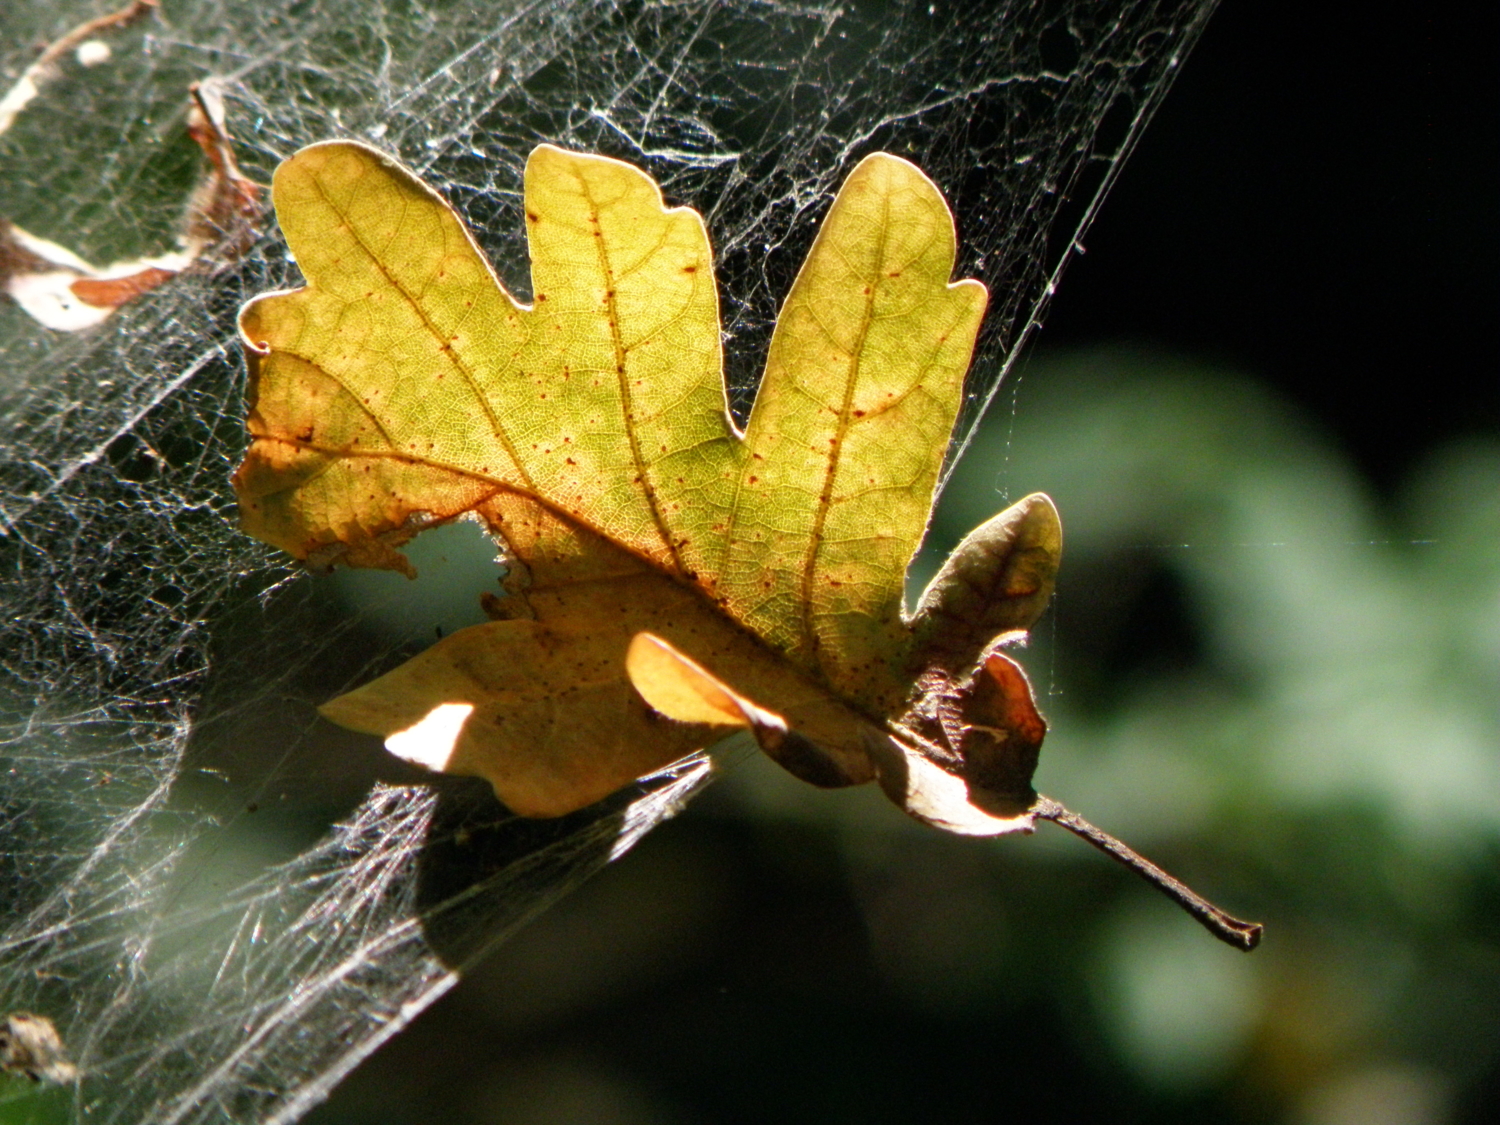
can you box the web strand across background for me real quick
[3,1,1236,1120]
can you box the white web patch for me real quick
[0,0,1215,1119]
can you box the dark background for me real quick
[311,3,1499,1125]
[1041,2,1498,496]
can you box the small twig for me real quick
[0,1,160,138]
[32,0,159,70]
[1033,796,1263,951]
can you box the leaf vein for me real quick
[311,171,537,493]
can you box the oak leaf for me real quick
[235,142,1261,949]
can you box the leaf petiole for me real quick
[1032,797,1263,950]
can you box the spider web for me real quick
[0,0,1216,1120]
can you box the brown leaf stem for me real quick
[1033,796,1263,951]
[32,0,159,72]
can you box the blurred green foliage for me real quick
[923,348,1500,1115]
[299,347,1498,1125]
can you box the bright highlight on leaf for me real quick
[385,701,473,772]
[625,633,782,732]
[235,141,1262,950]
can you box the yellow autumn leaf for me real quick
[234,139,996,809]
[235,141,1260,949]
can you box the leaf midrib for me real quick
[579,174,686,576]
[796,189,890,662]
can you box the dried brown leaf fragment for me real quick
[0,1011,77,1085]
[0,11,263,331]
[0,0,159,137]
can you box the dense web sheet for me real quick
[0,0,1215,1119]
